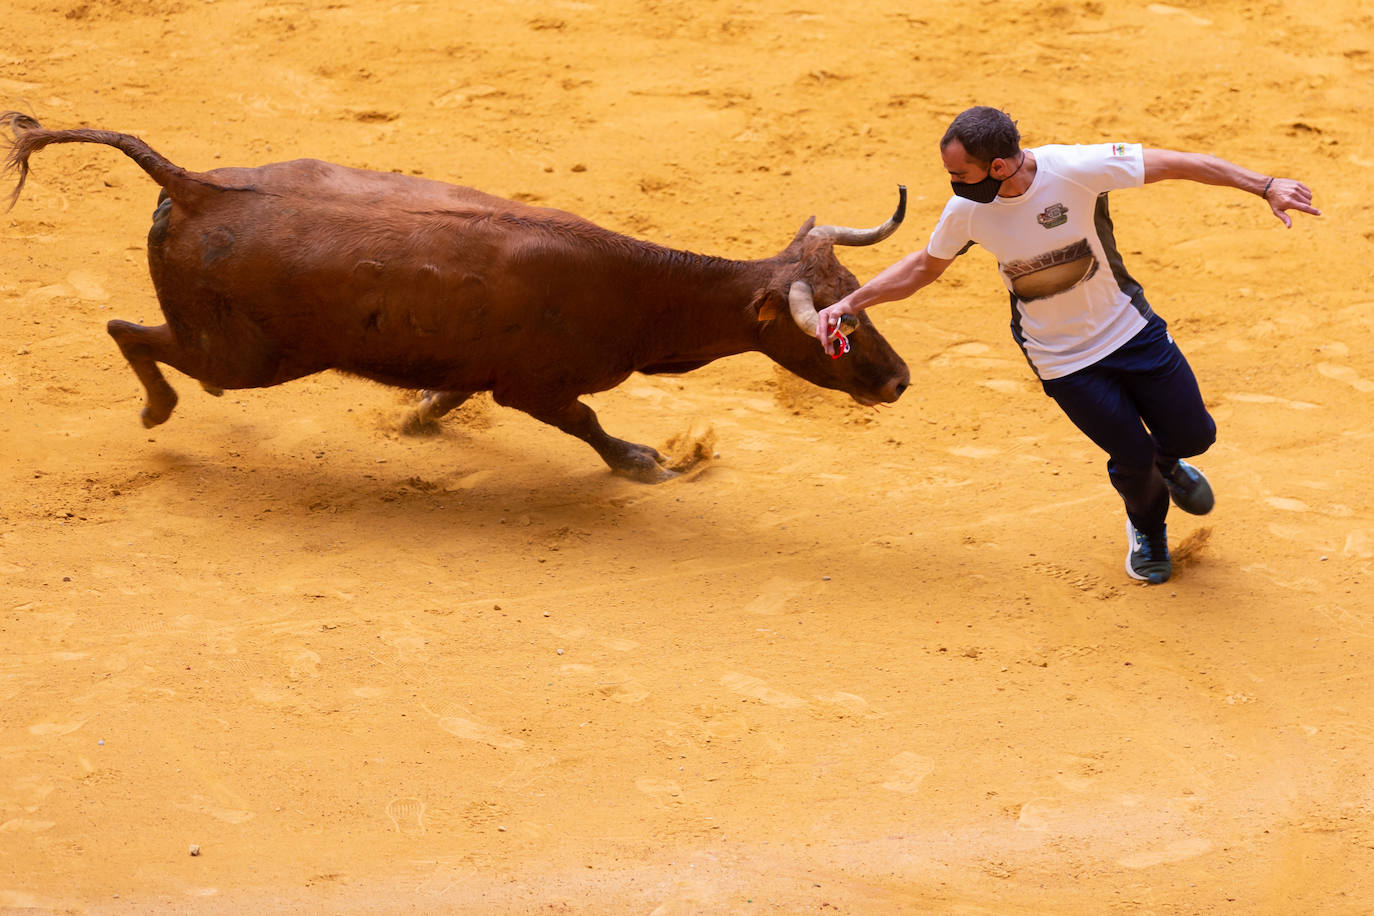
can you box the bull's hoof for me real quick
[608,446,677,484]
[400,410,441,437]
[199,382,224,397]
[415,391,440,419]
[140,389,177,428]
[614,465,678,484]
[614,463,679,484]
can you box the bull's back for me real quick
[146,160,651,392]
[190,158,578,218]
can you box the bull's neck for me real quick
[629,252,773,362]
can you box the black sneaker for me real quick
[1163,460,1214,515]
[1125,520,1172,584]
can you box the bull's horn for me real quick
[788,280,859,337]
[789,280,819,335]
[809,184,906,246]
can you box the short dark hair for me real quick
[940,107,1021,163]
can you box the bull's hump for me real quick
[184,159,629,256]
[199,158,504,207]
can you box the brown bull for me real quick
[2,113,909,482]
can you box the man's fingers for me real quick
[1271,200,1321,224]
[817,317,833,353]
[1268,179,1321,225]
[1283,181,1320,213]
[817,311,838,349]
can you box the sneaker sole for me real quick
[1167,464,1214,515]
[1170,493,1214,515]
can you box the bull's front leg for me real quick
[527,399,675,483]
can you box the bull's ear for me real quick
[750,287,784,323]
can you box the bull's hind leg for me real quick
[525,398,674,483]
[416,389,474,423]
[105,319,187,428]
[402,389,475,435]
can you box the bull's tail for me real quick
[2,111,204,211]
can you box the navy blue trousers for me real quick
[1040,315,1216,536]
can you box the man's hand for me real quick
[809,248,952,354]
[816,300,852,356]
[1265,177,1322,228]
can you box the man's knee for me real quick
[1179,415,1217,458]
[1158,411,1216,461]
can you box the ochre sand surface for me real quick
[2,1,1372,912]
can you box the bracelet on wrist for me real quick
[1262,177,1274,200]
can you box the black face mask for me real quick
[950,152,1025,204]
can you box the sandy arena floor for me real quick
[2,0,1372,912]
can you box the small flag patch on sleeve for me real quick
[1111,143,1128,156]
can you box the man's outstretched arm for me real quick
[815,248,954,354]
[1142,148,1321,228]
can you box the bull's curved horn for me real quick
[789,280,819,336]
[789,280,859,337]
[809,184,906,246]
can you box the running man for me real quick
[817,106,1320,583]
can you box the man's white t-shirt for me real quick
[927,142,1150,380]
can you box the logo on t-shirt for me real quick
[1111,143,1129,157]
[1037,203,1069,229]
[1000,239,1099,301]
